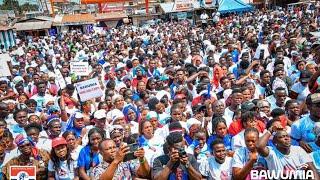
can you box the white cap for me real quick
[186,118,201,129]
[94,109,106,119]
[74,112,84,119]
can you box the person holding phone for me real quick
[91,139,150,179]
[152,132,202,180]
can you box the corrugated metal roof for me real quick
[95,12,127,21]
[0,25,14,31]
[13,21,52,31]
[59,14,95,25]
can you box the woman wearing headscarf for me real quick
[131,66,148,89]
[122,104,140,134]
[65,112,86,139]
[2,134,50,180]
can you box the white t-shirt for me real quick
[223,107,235,127]
[199,156,232,180]
[264,146,312,177]
[48,159,77,180]
[200,13,209,23]
[266,95,290,111]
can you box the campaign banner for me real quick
[70,61,89,76]
[10,166,36,180]
[75,78,103,102]
[54,69,66,89]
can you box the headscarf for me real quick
[66,111,83,138]
[122,104,140,122]
[132,66,146,77]
[15,134,41,160]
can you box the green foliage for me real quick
[0,0,39,14]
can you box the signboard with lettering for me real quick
[10,166,36,180]
[174,0,194,11]
[70,61,89,76]
[75,78,103,102]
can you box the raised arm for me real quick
[232,152,258,180]
[134,148,150,178]
[308,69,320,91]
[98,145,129,180]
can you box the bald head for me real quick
[99,139,115,150]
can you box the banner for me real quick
[70,61,89,76]
[0,53,11,62]
[54,69,66,90]
[0,61,11,77]
[10,166,36,180]
[174,0,194,11]
[75,78,103,102]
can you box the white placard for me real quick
[75,78,103,102]
[70,61,89,76]
[0,53,12,62]
[0,61,11,77]
[174,0,193,11]
[54,69,66,89]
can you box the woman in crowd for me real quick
[232,128,267,180]
[77,128,104,180]
[122,104,140,134]
[207,117,233,156]
[138,120,164,165]
[48,137,78,180]
[62,131,83,161]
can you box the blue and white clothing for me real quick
[264,146,313,178]
[291,115,316,143]
[290,82,310,103]
[232,147,268,179]
[199,156,232,180]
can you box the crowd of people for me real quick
[0,3,320,180]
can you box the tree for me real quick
[0,0,20,12]
[0,0,39,15]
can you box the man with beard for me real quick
[257,126,319,180]
[90,139,150,179]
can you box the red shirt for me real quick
[228,118,266,136]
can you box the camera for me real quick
[178,148,186,157]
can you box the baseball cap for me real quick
[241,101,256,112]
[300,70,311,83]
[94,109,106,119]
[310,93,320,104]
[52,137,67,148]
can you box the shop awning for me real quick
[95,12,127,21]
[13,21,52,31]
[55,14,95,26]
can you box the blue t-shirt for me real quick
[291,115,316,143]
[77,145,101,172]
[207,134,232,152]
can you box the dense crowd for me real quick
[0,3,320,180]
